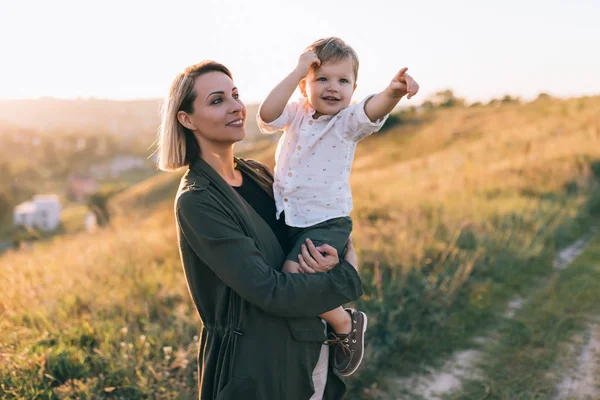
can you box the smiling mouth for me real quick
[226,119,244,126]
[322,97,340,101]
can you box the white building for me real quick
[13,195,61,231]
[85,211,97,232]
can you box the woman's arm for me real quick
[176,193,363,318]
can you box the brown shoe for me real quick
[326,308,368,376]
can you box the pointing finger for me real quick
[394,67,409,81]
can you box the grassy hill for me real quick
[1,95,599,399]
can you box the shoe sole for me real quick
[341,311,368,377]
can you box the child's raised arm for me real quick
[258,50,321,124]
[364,67,419,122]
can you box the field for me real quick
[1,96,600,399]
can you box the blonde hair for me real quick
[306,37,359,80]
[157,61,233,171]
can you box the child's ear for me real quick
[299,79,308,97]
[353,82,357,94]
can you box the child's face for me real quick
[300,57,357,118]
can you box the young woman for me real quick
[157,60,364,400]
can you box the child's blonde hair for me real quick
[306,37,359,80]
[157,61,233,171]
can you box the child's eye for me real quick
[340,78,349,84]
[317,77,327,82]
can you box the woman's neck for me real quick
[200,145,240,185]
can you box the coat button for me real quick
[287,172,293,177]
[297,145,302,150]
[308,120,313,125]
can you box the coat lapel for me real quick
[188,157,284,263]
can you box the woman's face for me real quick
[179,71,246,145]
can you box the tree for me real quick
[421,89,465,109]
[0,192,14,222]
[434,90,465,108]
[501,95,520,104]
[536,93,552,101]
[88,192,111,226]
[87,184,125,227]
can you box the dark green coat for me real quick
[175,157,364,400]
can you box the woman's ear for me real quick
[177,111,195,130]
[299,79,308,98]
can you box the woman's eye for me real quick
[233,93,240,100]
[211,98,222,105]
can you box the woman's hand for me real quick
[297,239,339,273]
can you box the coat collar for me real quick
[188,156,274,200]
[186,156,283,263]
[188,156,230,191]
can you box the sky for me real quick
[1,0,598,105]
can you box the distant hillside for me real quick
[110,169,183,214]
[109,137,275,216]
[111,95,600,223]
[0,98,160,137]
[0,98,263,143]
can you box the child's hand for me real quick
[387,68,420,99]
[294,50,321,78]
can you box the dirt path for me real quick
[554,318,600,400]
[388,232,596,400]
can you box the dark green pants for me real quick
[286,217,353,262]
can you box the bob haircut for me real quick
[157,61,233,171]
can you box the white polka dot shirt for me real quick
[256,96,388,228]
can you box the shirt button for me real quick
[287,172,293,177]
[297,145,302,150]
[308,120,313,125]
[284,198,289,202]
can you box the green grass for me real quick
[0,210,199,399]
[347,191,600,399]
[343,97,600,398]
[449,230,600,400]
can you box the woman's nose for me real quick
[230,100,243,113]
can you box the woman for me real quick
[157,60,364,400]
